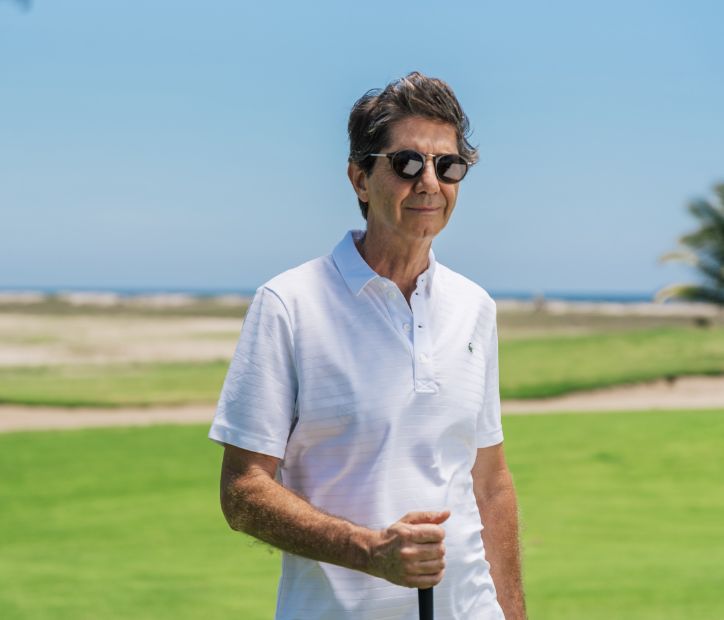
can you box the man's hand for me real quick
[366,510,450,588]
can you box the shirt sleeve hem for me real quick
[476,427,504,448]
[208,424,287,459]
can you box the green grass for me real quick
[1,326,723,407]
[496,308,724,335]
[498,326,724,398]
[504,409,724,619]
[1,412,723,619]
[0,425,280,620]
[0,361,229,407]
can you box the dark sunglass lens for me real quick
[392,150,425,179]
[436,155,468,183]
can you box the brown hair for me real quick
[348,71,478,219]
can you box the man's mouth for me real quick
[405,205,443,212]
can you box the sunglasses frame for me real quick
[368,150,471,184]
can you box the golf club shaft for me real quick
[418,587,433,620]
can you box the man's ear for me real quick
[347,162,369,204]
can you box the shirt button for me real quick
[403,323,411,333]
[419,353,429,363]
[387,291,395,300]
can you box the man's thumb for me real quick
[401,509,451,525]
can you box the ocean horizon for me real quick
[0,285,658,304]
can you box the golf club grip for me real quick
[418,587,434,620]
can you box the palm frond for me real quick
[687,198,724,230]
[714,183,724,209]
[659,250,698,266]
[659,182,724,307]
[655,283,724,304]
[694,260,724,287]
[680,227,724,250]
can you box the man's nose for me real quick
[415,155,440,193]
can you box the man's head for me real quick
[348,72,478,221]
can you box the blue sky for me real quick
[2,0,723,296]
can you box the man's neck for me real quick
[355,227,432,303]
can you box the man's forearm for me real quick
[220,446,448,589]
[222,465,373,572]
[480,482,527,620]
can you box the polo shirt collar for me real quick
[332,230,437,297]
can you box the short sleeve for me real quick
[476,306,504,448]
[208,286,298,458]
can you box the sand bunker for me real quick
[503,375,724,413]
[0,314,242,367]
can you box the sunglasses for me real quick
[369,150,471,184]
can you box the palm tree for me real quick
[656,183,724,305]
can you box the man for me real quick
[209,72,526,619]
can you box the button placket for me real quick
[410,283,435,393]
[380,279,414,346]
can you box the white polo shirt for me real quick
[209,230,505,620]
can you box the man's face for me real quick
[349,116,462,244]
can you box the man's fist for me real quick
[366,510,450,588]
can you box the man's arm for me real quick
[472,442,527,620]
[220,443,449,588]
